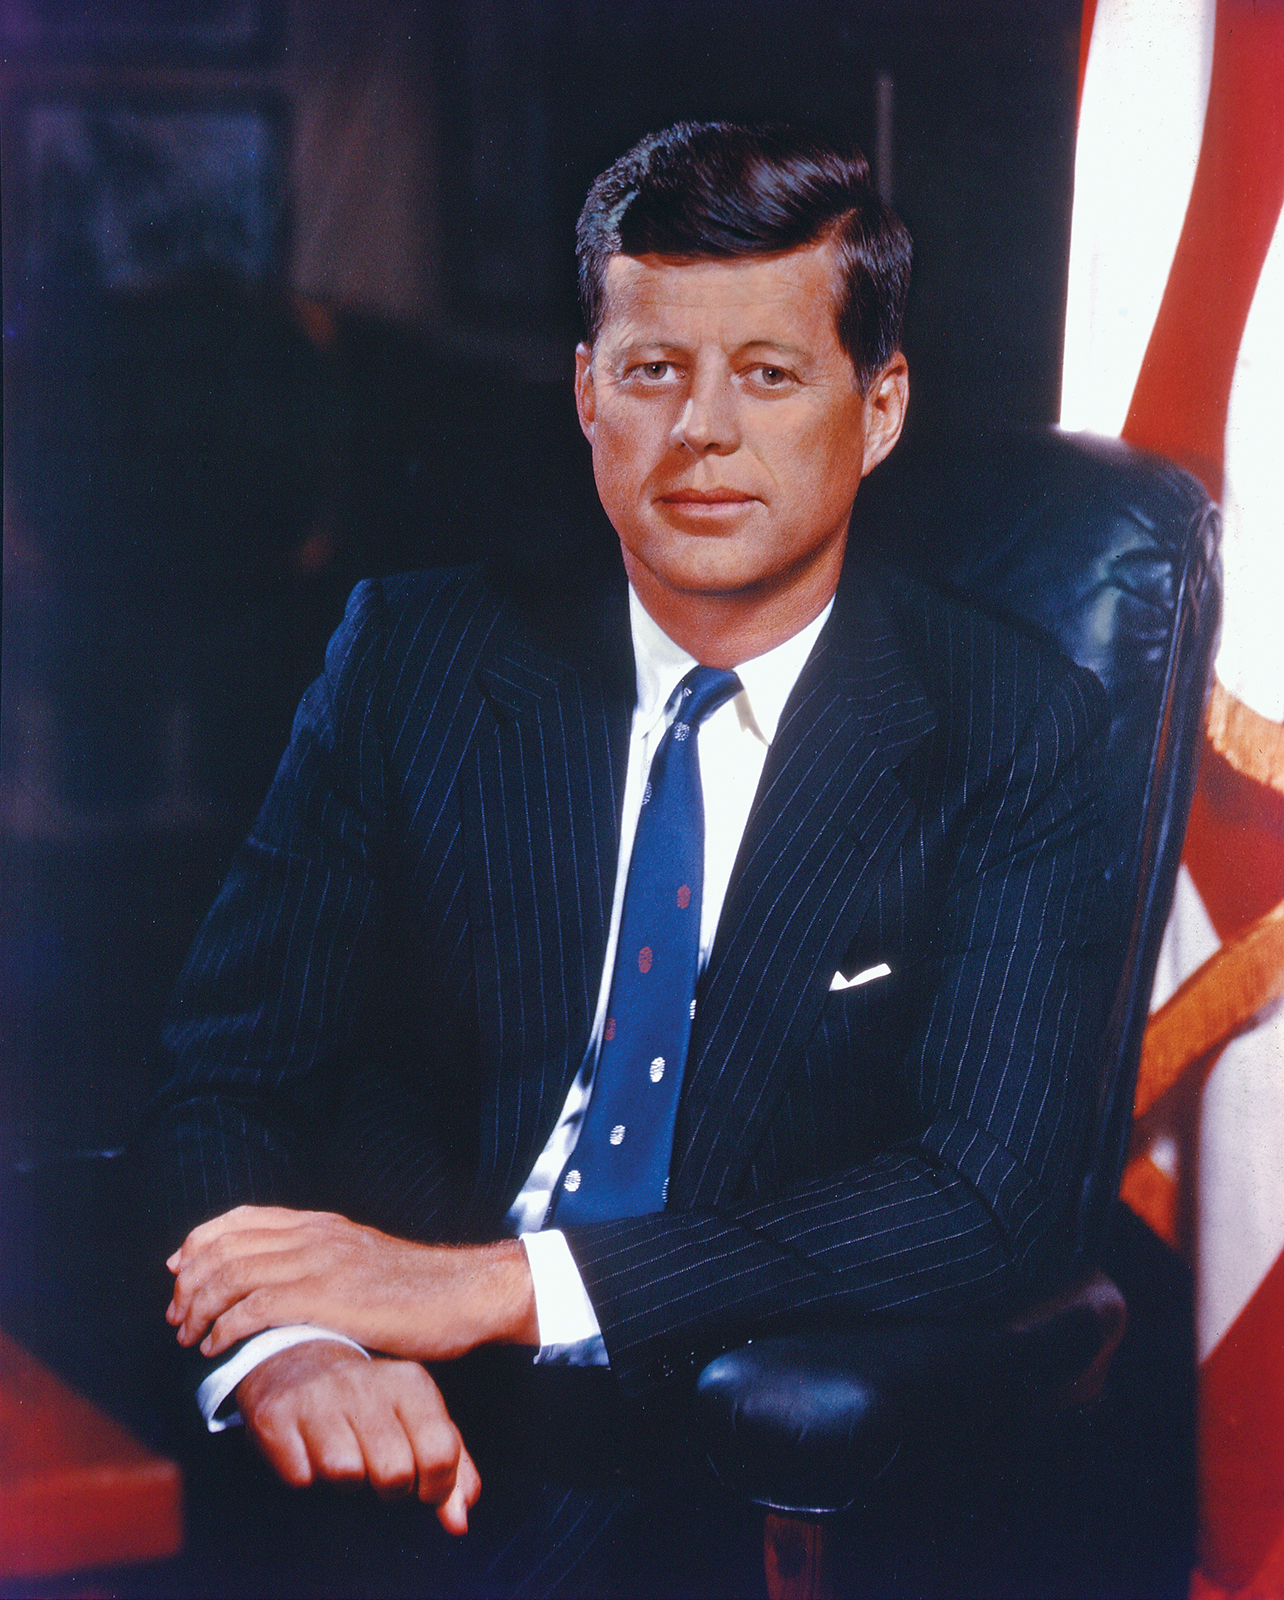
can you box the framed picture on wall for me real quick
[6,96,287,300]
[0,0,280,64]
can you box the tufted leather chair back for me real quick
[855,428,1221,1263]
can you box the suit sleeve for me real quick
[563,662,1113,1396]
[139,578,397,1250]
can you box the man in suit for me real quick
[152,122,1110,1593]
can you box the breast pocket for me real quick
[814,950,911,1057]
[828,959,894,993]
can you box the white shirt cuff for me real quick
[520,1230,608,1367]
[195,1326,370,1432]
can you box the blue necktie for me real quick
[554,665,742,1223]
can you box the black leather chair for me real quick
[695,429,1220,1599]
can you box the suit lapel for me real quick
[671,567,936,1209]
[461,571,633,1217]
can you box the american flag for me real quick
[1062,2,1284,1593]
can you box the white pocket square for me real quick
[829,962,892,991]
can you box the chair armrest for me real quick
[694,1272,1126,1516]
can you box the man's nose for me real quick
[670,371,740,454]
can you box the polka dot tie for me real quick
[553,665,742,1223]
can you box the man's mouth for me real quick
[659,488,756,503]
[655,488,760,522]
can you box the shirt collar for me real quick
[628,586,834,746]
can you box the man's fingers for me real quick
[236,1344,478,1528]
[174,1267,284,1348]
[298,1408,367,1488]
[430,1441,480,1535]
[167,1205,336,1278]
[168,1232,278,1325]
[350,1380,421,1502]
[198,1289,290,1356]
[190,1203,324,1247]
[237,1340,364,1487]
[440,1443,482,1535]
[248,1417,315,1488]
[390,1372,471,1512]
[239,1373,317,1489]
[166,1210,370,1343]
[169,1240,326,1346]
[167,1204,319,1269]
[437,1482,471,1537]
[169,1221,313,1307]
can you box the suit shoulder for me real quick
[305,566,513,749]
[329,565,519,680]
[362,557,621,659]
[366,564,507,641]
[875,563,1109,746]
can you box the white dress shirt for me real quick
[198,587,831,1426]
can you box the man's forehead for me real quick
[594,242,844,344]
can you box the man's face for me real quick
[574,240,907,635]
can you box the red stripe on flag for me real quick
[1184,750,1284,942]
[1192,1478,1284,1596]
[1231,1517,1284,1600]
[1198,1243,1284,1589]
[1076,0,1099,119]
[1121,0,1284,498]
[1236,1519,1284,1600]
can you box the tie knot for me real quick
[676,666,742,728]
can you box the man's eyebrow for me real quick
[734,339,811,362]
[607,331,698,357]
[603,335,814,365]
[611,337,685,357]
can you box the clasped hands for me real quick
[166,1205,540,1532]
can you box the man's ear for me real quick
[574,343,596,442]
[860,353,909,477]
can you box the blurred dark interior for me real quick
[0,3,1195,1595]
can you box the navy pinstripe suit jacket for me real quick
[154,546,1111,1397]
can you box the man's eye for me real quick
[755,366,789,385]
[625,361,675,382]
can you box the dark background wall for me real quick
[0,0,1079,1348]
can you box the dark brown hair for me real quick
[576,121,912,392]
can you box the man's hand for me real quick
[166,1205,539,1360]
[235,1340,480,1533]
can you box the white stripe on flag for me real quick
[1060,0,1214,433]
[1197,999,1284,1362]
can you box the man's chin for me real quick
[625,550,769,604]
[622,522,762,585]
